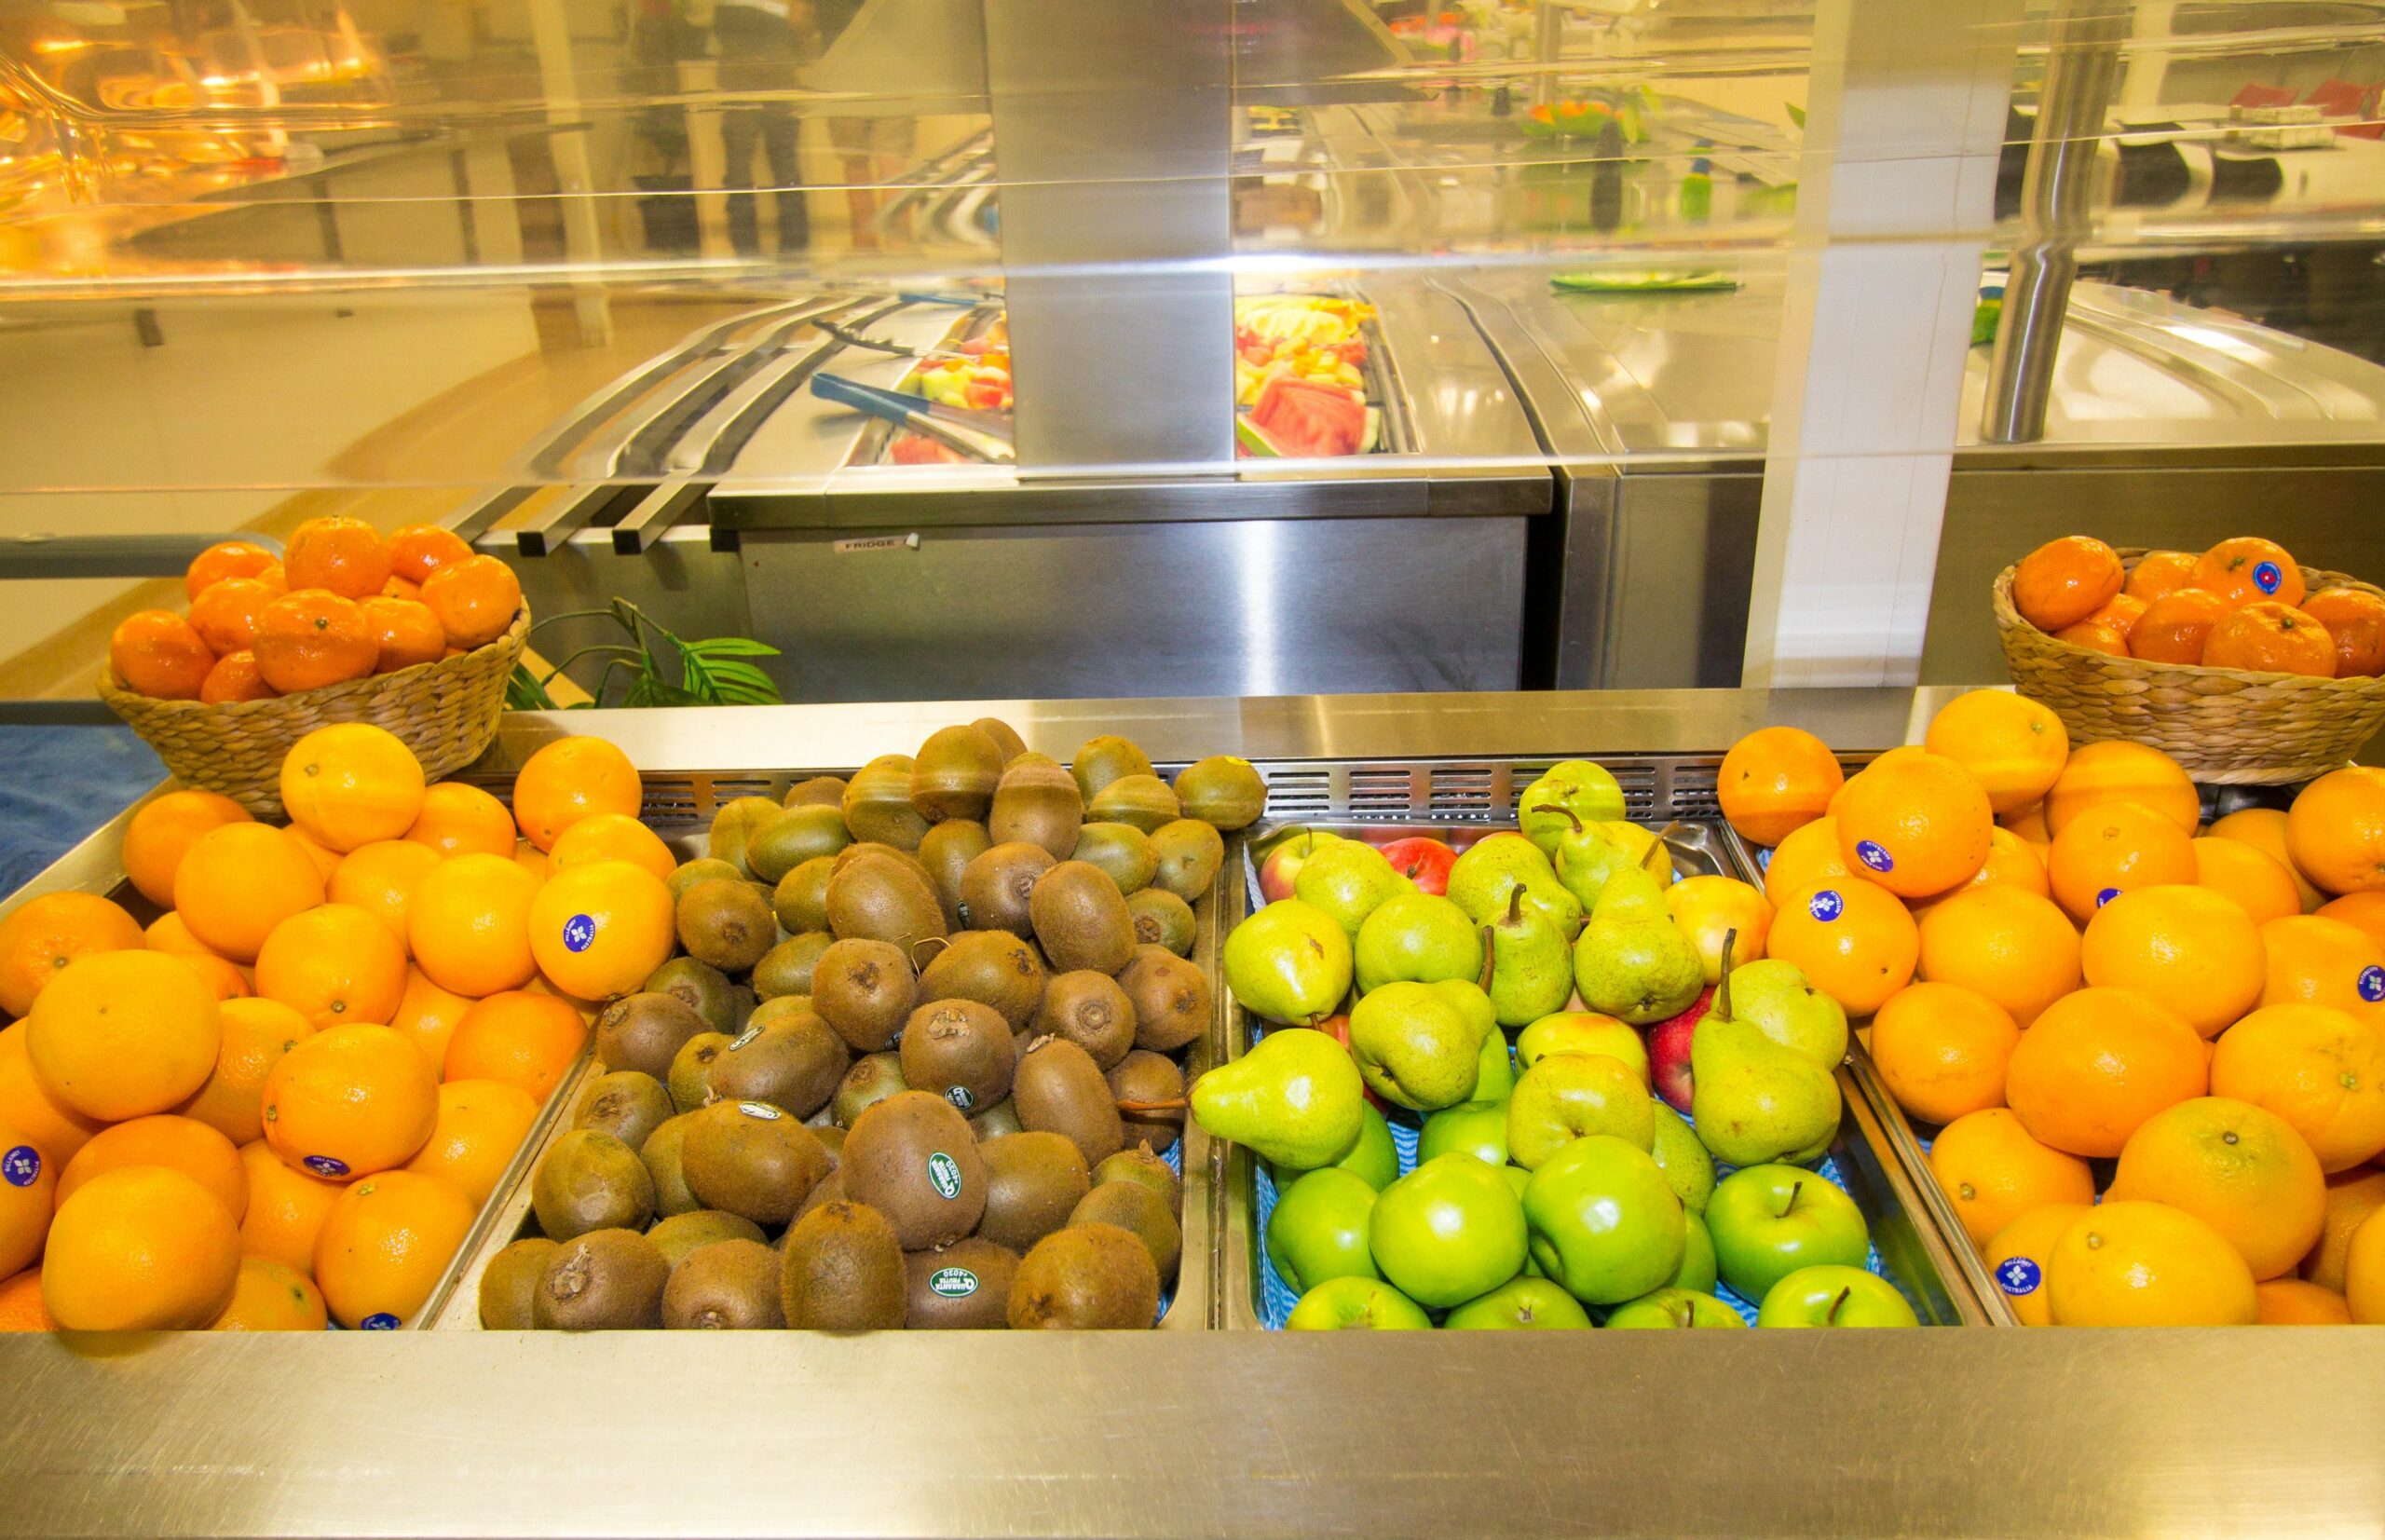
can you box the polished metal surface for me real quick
[0,531,279,580]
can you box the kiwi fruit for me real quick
[676,878,777,974]
[706,1017,850,1120]
[976,1131,1092,1253]
[574,1070,675,1152]
[1070,1179,1180,1286]
[832,839,936,885]
[666,1032,731,1113]
[1173,756,1266,830]
[640,1113,702,1216]
[596,990,713,1079]
[1029,862,1137,975]
[1106,1051,1186,1155]
[1148,818,1225,901]
[478,1237,557,1329]
[959,842,1054,935]
[680,1098,831,1225]
[747,993,826,1032]
[647,1209,767,1268]
[1007,1222,1160,1330]
[1013,1036,1125,1168]
[1070,736,1155,803]
[811,937,916,1053]
[668,857,744,904]
[910,725,1003,824]
[1096,1145,1183,1209]
[842,756,929,850]
[904,1238,1019,1329]
[971,717,1028,765]
[841,1091,988,1248]
[644,956,739,1035]
[727,984,757,1034]
[813,1123,846,1160]
[1085,774,1179,834]
[825,852,947,954]
[919,930,1046,1030]
[784,774,847,809]
[744,803,851,885]
[753,932,833,1002]
[793,1164,847,1223]
[917,819,990,931]
[897,999,1016,1115]
[533,1228,670,1330]
[781,1200,910,1329]
[1125,889,1196,956]
[1032,971,1136,1070]
[1117,946,1210,1052]
[969,1099,1025,1140]
[834,1051,909,1127]
[773,857,836,934]
[987,755,1083,861]
[662,1237,785,1329]
[1071,823,1157,894]
[533,1129,657,1240]
[707,797,786,877]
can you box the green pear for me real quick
[1506,1051,1654,1168]
[1190,1027,1366,1170]
[1431,978,1498,1049]
[1688,955,1841,1167]
[1294,841,1413,939]
[1446,833,1583,936]
[1518,760,1627,855]
[1348,981,1481,1111]
[1354,892,1483,994]
[1648,1101,1715,1214]
[1484,888,1575,1029]
[1726,958,1850,1070]
[1222,898,1352,1026]
[1273,1100,1398,1192]
[1533,804,1644,913]
[1572,856,1705,1027]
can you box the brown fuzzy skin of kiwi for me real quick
[783,775,848,809]
[533,1229,671,1330]
[1173,756,1267,831]
[647,1210,767,1269]
[533,1129,658,1240]
[479,1238,558,1329]
[680,1100,831,1226]
[1105,1052,1186,1155]
[971,717,1028,765]
[793,1165,847,1224]
[1124,889,1196,956]
[960,842,1055,935]
[753,932,833,1002]
[1029,861,1137,975]
[641,1113,702,1217]
[910,726,1004,825]
[705,1019,852,1120]
[1007,1222,1161,1330]
[811,938,918,1054]
[919,931,1046,1031]
[663,1238,786,1329]
[904,1238,1020,1329]
[1032,971,1137,1070]
[825,852,949,955]
[1117,945,1212,1053]
[745,805,851,886]
[773,858,836,935]
[916,820,990,931]
[1070,1179,1181,1286]
[643,957,741,1034]
[573,1070,675,1152]
[842,756,930,851]
[1070,736,1155,803]
[1095,1146,1184,1211]
[988,757,1083,861]
[976,1131,1092,1254]
[969,1098,1025,1141]
[676,879,778,974]
[833,1051,910,1128]
[898,998,1017,1115]
[1012,1037,1126,1169]
[780,1201,909,1329]
[840,1091,988,1249]
[1070,823,1158,895]
[1147,818,1226,901]
[596,991,713,1080]
[1085,774,1180,835]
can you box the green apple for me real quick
[1666,1211,1717,1293]
[1265,1168,1380,1293]
[1498,1165,1542,1276]
[1756,1264,1918,1328]
[1369,1152,1529,1308]
[1647,1102,1715,1214]
[1295,840,1414,939]
[1506,1052,1654,1169]
[1418,1099,1509,1167]
[1355,893,1484,993]
[1286,1275,1433,1330]
[1348,980,1481,1111]
[1726,959,1850,1070]
[1516,1012,1650,1082]
[1706,1164,1870,1305]
[1474,1029,1516,1100]
[1520,1134,1684,1305]
[1443,1276,1591,1329]
[1222,899,1352,1026]
[1603,1287,1748,1329]
[1273,1100,1399,1192]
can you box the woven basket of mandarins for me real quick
[98,519,529,819]
[1994,536,2385,785]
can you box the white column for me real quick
[527,0,614,346]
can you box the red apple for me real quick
[1376,837,1457,896]
[1257,828,1342,904]
[1313,1014,1385,1111]
[1647,987,1710,1115]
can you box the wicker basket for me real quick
[100,608,530,818]
[1994,552,2385,784]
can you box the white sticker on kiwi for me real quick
[926,1151,963,1199]
[945,1085,974,1111]
[737,1101,783,1121]
[728,1026,762,1051]
[927,1267,979,1299]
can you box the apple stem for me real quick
[1717,928,1738,1020]
[1780,1179,1802,1220]
[1827,1287,1851,1326]
[1533,802,1583,835]
[1478,924,1497,993]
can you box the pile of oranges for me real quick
[0,725,671,1332]
[107,517,525,703]
[2011,533,2385,679]
[1720,694,2385,1326]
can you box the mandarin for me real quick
[2209,1003,2385,1173]
[184,539,279,601]
[2082,592,2148,639]
[108,610,214,700]
[419,554,522,650]
[2046,1201,2256,1327]
[1716,726,1844,848]
[1765,879,1917,1016]
[173,996,314,1145]
[2012,536,2124,633]
[2004,986,2208,1158]
[2052,621,2130,658]
[2123,550,2198,604]
[174,823,326,962]
[282,516,391,600]
[0,890,144,1017]
[1928,1107,2097,1247]
[2129,587,2231,665]
[361,596,446,674]
[408,853,540,998]
[2301,587,2385,678]
[2286,766,2385,896]
[42,1167,242,1330]
[2202,601,2337,677]
[2044,740,2201,836]
[2046,799,2198,925]
[2192,536,2303,609]
[26,949,221,1122]
[199,651,276,703]
[2081,884,2266,1039]
[2108,1097,2326,1279]
[255,903,409,1029]
[443,990,587,1104]
[253,589,377,694]
[388,525,474,586]
[1867,981,2019,1125]
[188,577,277,656]
[511,736,643,852]
[1923,690,2068,816]
[261,1023,438,1182]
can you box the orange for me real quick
[0,1269,51,1331]
[2302,1166,2385,1290]
[388,525,474,586]
[2108,1096,2326,1278]
[1765,879,1918,1016]
[1928,1108,2097,1247]
[280,723,428,853]
[236,1138,345,1278]
[2128,587,2232,664]
[443,990,587,1104]
[2012,535,2124,633]
[2045,799,2198,925]
[209,1255,327,1331]
[2209,1003,2385,1172]
[184,539,279,601]
[288,828,344,885]
[2080,884,2266,1039]
[1923,690,2068,816]
[282,515,391,600]
[174,823,327,962]
[0,1116,57,1277]
[360,596,446,675]
[1948,826,2051,900]
[2001,800,2051,848]
[2004,986,2208,1158]
[2318,893,2385,949]
[2209,807,2324,912]
[2051,620,2129,657]
[0,1025,102,1166]
[383,576,421,602]
[1983,1202,2092,1327]
[2352,1210,2385,1323]
[406,782,518,860]
[2123,549,2198,604]
[42,1167,241,1329]
[253,589,378,695]
[2192,536,2304,609]
[143,911,219,959]
[2046,1200,2257,1326]
[1867,981,2019,1124]
[2202,601,2337,677]
[1915,885,2080,1029]
[57,1113,248,1224]
[2192,837,2304,928]
[167,950,252,1002]
[2082,592,2147,640]
[2287,766,2385,896]
[1716,727,1844,848]
[174,997,314,1146]
[419,553,523,650]
[1761,817,1849,910]
[547,812,676,886]
[261,1023,439,1182]
[2302,587,2385,678]
[2257,915,2384,1015]
[525,859,675,1001]
[330,839,443,944]
[2256,1277,2351,1324]
[312,1168,475,1329]
[407,853,540,998]
[402,1078,538,1206]
[26,949,221,1121]
[108,610,215,700]
[254,903,409,1029]
[199,651,276,704]
[511,736,643,852]
[121,788,252,906]
[2044,741,2200,837]
[1832,750,1992,901]
[389,967,475,1072]
[515,840,551,882]
[0,890,145,1017]
[254,562,288,595]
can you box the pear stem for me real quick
[1478,924,1497,993]
[1640,829,1678,874]
[1717,927,1739,1020]
[1533,802,1584,835]
[1505,886,1525,927]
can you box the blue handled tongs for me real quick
[810,372,1016,465]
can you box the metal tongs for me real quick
[810,372,1016,465]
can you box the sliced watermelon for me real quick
[1247,375,1367,457]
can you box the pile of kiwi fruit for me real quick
[476,720,1266,1331]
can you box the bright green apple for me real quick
[1443,1276,1591,1329]
[1756,1264,1918,1328]
[1666,1211,1717,1293]
[1517,1012,1650,1081]
[1418,1099,1509,1167]
[1265,1168,1380,1294]
[1369,1152,1529,1308]
[1273,1100,1399,1192]
[1520,1134,1685,1305]
[1603,1287,1747,1329]
[1706,1164,1870,1306]
[1286,1275,1433,1330]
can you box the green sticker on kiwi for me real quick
[926,1151,962,1199]
[928,1267,978,1299]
